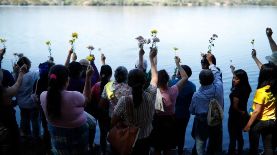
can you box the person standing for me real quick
[243,63,276,155]
[228,66,252,155]
[190,53,224,155]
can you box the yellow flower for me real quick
[72,32,78,39]
[173,47,178,51]
[151,29,158,34]
[0,38,7,43]
[251,39,255,45]
[45,40,51,46]
[86,55,95,62]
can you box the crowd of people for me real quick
[0,27,276,155]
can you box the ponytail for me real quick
[128,69,146,109]
[46,65,69,120]
[132,85,143,108]
[99,65,112,95]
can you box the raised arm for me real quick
[65,48,73,67]
[137,48,145,71]
[207,53,222,84]
[149,47,158,87]
[251,49,262,70]
[5,64,27,97]
[230,65,235,75]
[83,65,93,106]
[90,58,100,86]
[175,56,188,91]
[101,53,106,65]
[266,27,277,52]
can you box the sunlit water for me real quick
[1,5,277,150]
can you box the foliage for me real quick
[1,0,277,6]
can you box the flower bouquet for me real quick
[208,34,218,53]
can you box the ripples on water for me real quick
[1,5,276,149]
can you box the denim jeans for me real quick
[192,116,222,155]
[249,119,275,155]
[20,107,40,138]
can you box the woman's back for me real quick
[113,85,156,139]
[40,90,87,128]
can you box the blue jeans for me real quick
[192,116,222,155]
[249,119,275,155]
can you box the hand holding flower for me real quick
[251,49,257,58]
[174,56,181,64]
[266,27,273,38]
[101,53,106,65]
[86,65,94,77]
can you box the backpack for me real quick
[207,98,223,126]
[201,85,224,126]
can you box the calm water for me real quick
[1,5,277,150]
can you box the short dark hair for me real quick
[181,65,192,78]
[199,69,214,86]
[114,66,128,83]
[68,62,82,78]
[201,54,216,69]
[158,69,169,87]
[17,56,31,71]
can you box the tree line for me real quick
[1,0,277,6]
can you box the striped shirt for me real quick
[113,84,156,139]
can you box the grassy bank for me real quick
[1,0,277,6]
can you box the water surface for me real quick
[1,5,277,150]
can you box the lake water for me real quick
[1,5,277,150]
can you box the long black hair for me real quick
[46,65,69,120]
[100,65,112,95]
[232,69,252,94]
[257,63,277,96]
[128,69,146,108]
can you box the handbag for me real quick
[107,97,140,155]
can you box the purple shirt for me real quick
[40,90,87,128]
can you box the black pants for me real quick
[249,120,275,155]
[0,106,20,154]
[176,116,190,155]
[98,116,110,154]
[228,116,244,155]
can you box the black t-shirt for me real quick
[229,86,250,116]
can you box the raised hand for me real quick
[251,49,257,58]
[101,53,106,65]
[149,47,157,59]
[174,56,181,64]
[19,64,28,74]
[206,53,213,65]
[230,65,235,74]
[71,52,77,61]
[266,27,273,38]
[86,65,94,77]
